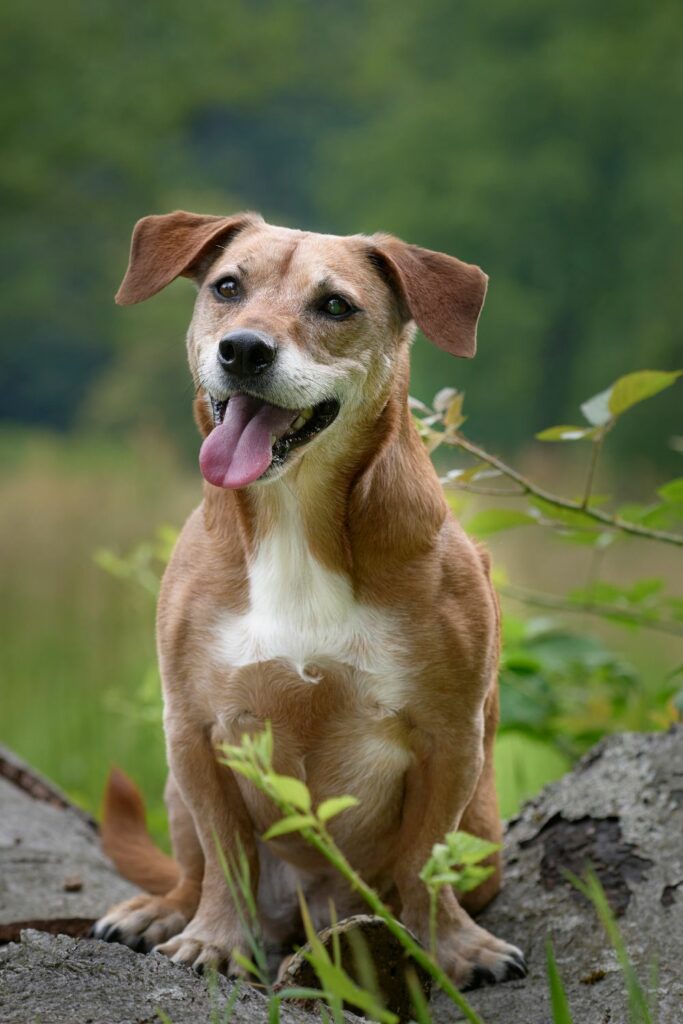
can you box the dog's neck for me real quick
[201,363,447,594]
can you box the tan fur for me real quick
[96,213,525,986]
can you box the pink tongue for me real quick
[199,394,298,489]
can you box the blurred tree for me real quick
[1,0,681,469]
[312,0,683,461]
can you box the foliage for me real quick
[431,368,683,546]
[499,615,679,757]
[422,367,682,616]
[418,831,499,958]
[417,368,683,758]
[94,526,178,597]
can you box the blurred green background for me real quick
[1,0,681,840]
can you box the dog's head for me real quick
[117,211,487,489]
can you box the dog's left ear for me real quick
[370,237,488,358]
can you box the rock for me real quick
[0,745,140,941]
[431,727,683,1024]
[1,729,680,1023]
[0,929,329,1024]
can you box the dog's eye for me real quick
[214,277,240,300]
[321,295,354,319]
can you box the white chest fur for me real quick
[213,494,410,705]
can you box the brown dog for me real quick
[93,211,526,989]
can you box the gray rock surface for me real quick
[433,727,683,1024]
[0,746,139,941]
[0,929,323,1024]
[0,729,681,1023]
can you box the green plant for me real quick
[569,870,656,1024]
[220,723,488,1024]
[497,614,678,757]
[414,367,683,753]
[216,724,661,1024]
[421,372,683,638]
[418,832,498,958]
[425,369,683,550]
[94,525,177,598]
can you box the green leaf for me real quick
[666,598,683,621]
[453,865,494,893]
[529,498,597,530]
[317,795,359,822]
[265,774,312,812]
[608,369,682,418]
[658,478,683,503]
[570,582,623,604]
[444,392,466,429]
[445,831,500,865]
[554,529,615,548]
[535,425,597,442]
[263,814,317,839]
[223,761,262,785]
[466,508,536,537]
[580,387,613,426]
[626,578,663,604]
[545,941,574,1024]
[231,950,261,979]
[275,987,330,1001]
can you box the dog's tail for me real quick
[101,767,179,895]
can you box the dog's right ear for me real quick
[115,210,262,306]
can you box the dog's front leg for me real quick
[154,717,257,974]
[395,720,526,989]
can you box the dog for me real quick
[93,210,526,989]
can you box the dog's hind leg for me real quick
[93,771,203,952]
[457,688,502,916]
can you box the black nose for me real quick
[218,330,277,377]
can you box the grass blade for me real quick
[545,940,573,1024]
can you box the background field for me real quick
[1,1,681,844]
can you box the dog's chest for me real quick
[212,513,410,705]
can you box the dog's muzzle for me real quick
[199,392,340,490]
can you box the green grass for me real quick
[0,428,195,838]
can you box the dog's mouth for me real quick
[199,393,340,489]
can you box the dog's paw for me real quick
[91,894,189,953]
[438,922,527,989]
[154,924,246,976]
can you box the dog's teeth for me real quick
[291,415,307,432]
[301,407,314,422]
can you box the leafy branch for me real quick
[421,369,683,547]
[447,432,683,547]
[499,583,683,639]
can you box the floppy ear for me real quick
[115,210,262,306]
[370,236,488,358]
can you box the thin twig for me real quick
[446,432,683,547]
[499,584,683,638]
